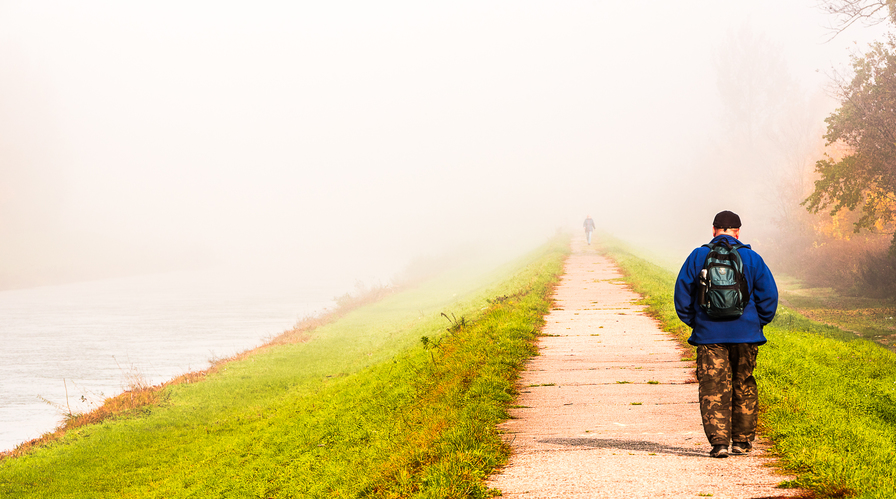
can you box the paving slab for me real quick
[487,238,802,498]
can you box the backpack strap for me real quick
[729,244,750,304]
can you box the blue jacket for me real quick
[674,234,778,345]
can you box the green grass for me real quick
[599,235,896,499]
[0,235,570,498]
[779,278,896,352]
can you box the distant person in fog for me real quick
[583,215,596,245]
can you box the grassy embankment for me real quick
[599,236,896,499]
[777,275,896,353]
[0,235,570,498]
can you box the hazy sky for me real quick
[0,1,889,286]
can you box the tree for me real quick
[804,36,896,249]
[714,27,793,152]
[819,0,896,37]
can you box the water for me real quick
[0,267,347,452]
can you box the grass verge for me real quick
[0,235,569,498]
[777,275,896,352]
[599,235,896,499]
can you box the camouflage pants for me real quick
[695,343,759,446]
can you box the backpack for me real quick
[697,241,750,319]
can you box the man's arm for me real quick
[674,250,700,327]
[751,256,778,326]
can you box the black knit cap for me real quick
[712,210,741,229]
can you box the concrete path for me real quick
[487,238,801,498]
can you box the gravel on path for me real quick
[487,238,803,499]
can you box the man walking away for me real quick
[673,210,778,458]
[583,215,596,245]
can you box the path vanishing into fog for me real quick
[487,239,802,498]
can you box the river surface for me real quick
[0,267,349,452]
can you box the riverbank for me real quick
[0,267,346,454]
[0,235,569,497]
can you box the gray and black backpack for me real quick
[697,241,750,319]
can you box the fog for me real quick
[0,1,888,288]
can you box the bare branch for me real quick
[819,0,894,40]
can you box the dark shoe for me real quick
[709,444,728,458]
[731,441,752,455]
